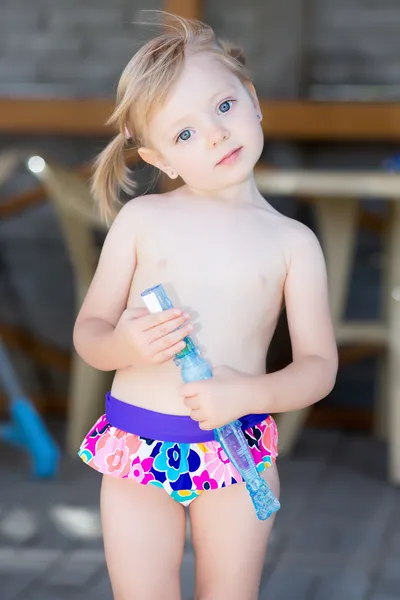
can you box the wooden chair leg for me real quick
[375,354,388,440]
[66,352,112,455]
[315,197,359,323]
[386,202,400,484]
[274,197,358,455]
[275,410,311,455]
[375,208,391,441]
[66,284,113,455]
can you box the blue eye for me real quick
[218,100,233,114]
[178,129,192,142]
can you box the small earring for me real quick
[169,169,176,178]
[257,114,261,120]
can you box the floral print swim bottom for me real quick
[79,411,278,506]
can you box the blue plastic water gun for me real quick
[141,284,280,520]
[0,339,60,478]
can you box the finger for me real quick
[150,339,188,364]
[142,309,188,332]
[183,396,199,410]
[150,323,193,358]
[189,408,204,422]
[180,382,199,398]
[199,421,213,431]
[147,317,192,346]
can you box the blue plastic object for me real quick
[383,154,400,172]
[141,284,280,520]
[0,340,60,478]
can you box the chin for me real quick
[221,158,258,187]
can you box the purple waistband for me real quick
[105,392,269,443]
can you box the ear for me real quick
[244,81,262,122]
[138,147,179,179]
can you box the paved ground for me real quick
[0,426,399,600]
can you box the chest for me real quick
[135,210,286,310]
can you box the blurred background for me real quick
[1,1,400,599]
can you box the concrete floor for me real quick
[0,425,399,600]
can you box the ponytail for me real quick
[91,132,136,223]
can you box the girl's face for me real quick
[141,52,264,193]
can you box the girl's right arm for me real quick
[73,200,192,371]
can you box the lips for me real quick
[216,146,242,166]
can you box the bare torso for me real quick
[111,191,288,414]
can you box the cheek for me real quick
[241,116,264,155]
[174,147,208,176]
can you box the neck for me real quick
[185,171,266,208]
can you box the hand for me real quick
[180,366,251,430]
[113,307,193,367]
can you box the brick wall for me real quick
[0,0,304,98]
[2,1,400,100]
[307,0,400,99]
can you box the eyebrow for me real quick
[169,88,235,131]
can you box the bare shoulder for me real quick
[266,212,323,268]
[114,193,162,219]
[109,193,165,232]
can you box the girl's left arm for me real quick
[249,223,338,415]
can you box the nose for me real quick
[207,122,230,147]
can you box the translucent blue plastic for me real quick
[141,284,280,520]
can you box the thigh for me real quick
[101,474,186,600]
[189,464,280,600]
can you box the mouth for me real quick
[216,146,243,166]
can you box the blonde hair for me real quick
[91,11,251,221]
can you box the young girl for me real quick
[75,13,338,600]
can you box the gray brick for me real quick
[0,509,39,545]
[47,7,124,31]
[45,549,105,587]
[122,0,163,24]
[0,548,62,572]
[0,8,41,31]
[314,569,372,600]
[3,35,83,60]
[86,36,138,61]
[180,550,195,600]
[205,0,304,98]
[0,58,37,83]
[38,57,122,86]
[0,574,40,600]
[374,579,400,599]
[13,587,72,600]
[260,559,319,599]
[288,514,357,554]
[81,573,113,600]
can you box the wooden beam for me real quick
[163,0,203,20]
[0,323,71,372]
[259,101,400,141]
[0,99,113,136]
[307,406,373,432]
[3,99,400,140]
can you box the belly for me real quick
[110,320,277,415]
[119,232,285,413]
